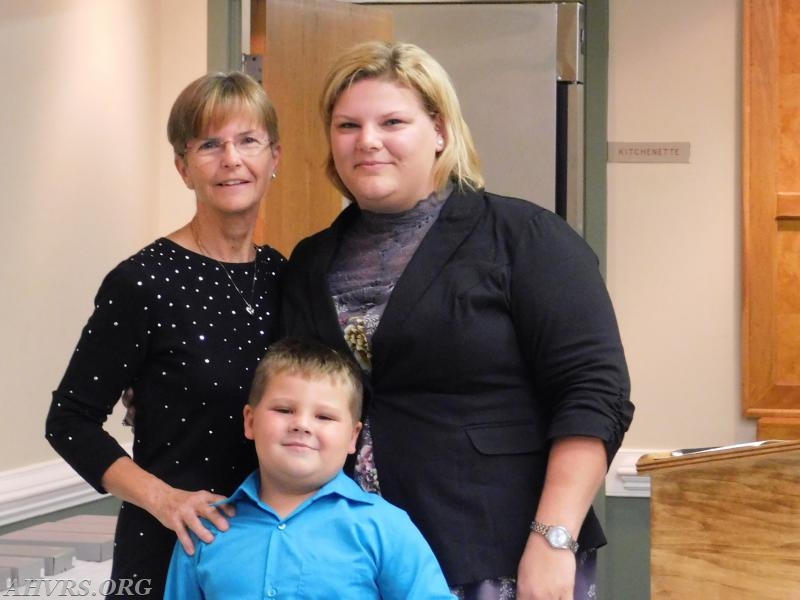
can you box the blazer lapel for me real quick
[371,188,485,374]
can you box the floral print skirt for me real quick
[354,419,598,600]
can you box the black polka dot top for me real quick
[46,238,285,497]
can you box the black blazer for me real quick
[281,187,633,585]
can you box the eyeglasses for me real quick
[184,133,272,160]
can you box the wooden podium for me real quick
[637,440,800,599]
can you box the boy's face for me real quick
[243,372,362,499]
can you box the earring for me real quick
[436,136,444,148]
[271,172,277,180]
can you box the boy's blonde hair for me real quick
[248,338,363,421]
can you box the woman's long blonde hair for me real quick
[320,41,483,200]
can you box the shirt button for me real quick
[277,523,287,530]
[267,588,277,597]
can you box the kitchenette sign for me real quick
[607,142,690,163]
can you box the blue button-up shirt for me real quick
[164,470,455,599]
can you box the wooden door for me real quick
[251,0,393,257]
[743,0,800,438]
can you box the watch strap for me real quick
[530,520,579,553]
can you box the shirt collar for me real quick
[220,470,376,512]
[315,470,376,505]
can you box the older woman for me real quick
[281,41,634,600]
[46,72,284,597]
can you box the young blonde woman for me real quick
[281,41,634,600]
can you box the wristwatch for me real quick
[530,521,579,553]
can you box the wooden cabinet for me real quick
[743,0,800,438]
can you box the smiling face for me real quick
[174,114,280,218]
[330,77,443,213]
[243,371,362,506]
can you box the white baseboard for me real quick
[606,448,662,498]
[0,444,131,528]
[0,444,651,527]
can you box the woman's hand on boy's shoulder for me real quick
[149,486,236,555]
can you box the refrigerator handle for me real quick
[557,2,584,84]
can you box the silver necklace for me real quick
[191,220,258,316]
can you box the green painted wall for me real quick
[584,2,650,599]
[207,0,242,73]
[584,0,608,273]
[601,497,651,600]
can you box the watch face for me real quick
[547,526,570,548]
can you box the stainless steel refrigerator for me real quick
[379,1,585,233]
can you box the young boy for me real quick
[164,337,454,599]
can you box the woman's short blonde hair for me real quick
[168,71,279,157]
[320,41,483,199]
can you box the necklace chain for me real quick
[190,220,258,316]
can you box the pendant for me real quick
[246,305,255,315]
